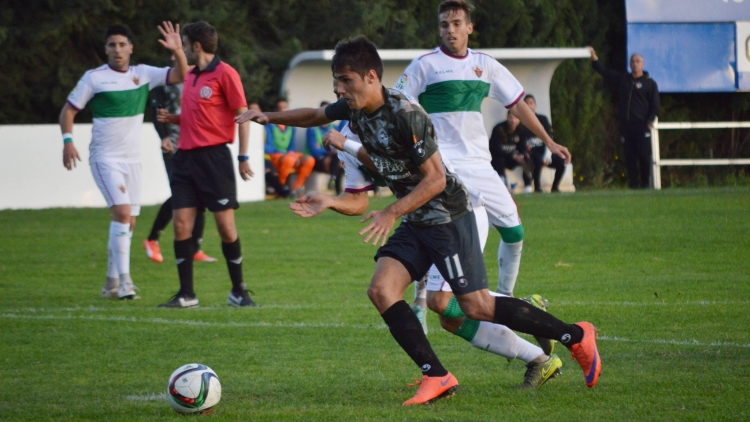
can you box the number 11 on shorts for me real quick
[444,254,464,280]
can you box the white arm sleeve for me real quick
[141,64,171,90]
[66,72,94,110]
[487,59,525,109]
[393,59,427,100]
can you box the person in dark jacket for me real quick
[523,94,566,192]
[587,46,660,189]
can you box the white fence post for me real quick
[651,116,662,190]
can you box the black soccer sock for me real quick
[192,209,206,251]
[148,197,174,241]
[493,296,584,347]
[381,300,448,377]
[222,238,244,294]
[174,238,195,297]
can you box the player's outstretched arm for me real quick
[509,100,571,165]
[59,103,81,170]
[290,191,369,218]
[235,106,331,128]
[322,130,377,172]
[158,21,188,85]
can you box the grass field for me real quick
[1,188,749,421]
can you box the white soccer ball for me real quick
[166,363,222,415]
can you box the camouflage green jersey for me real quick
[325,87,470,226]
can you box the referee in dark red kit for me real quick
[158,21,257,308]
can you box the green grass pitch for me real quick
[1,188,749,420]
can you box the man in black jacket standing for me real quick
[588,46,660,189]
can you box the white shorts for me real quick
[90,162,142,216]
[450,162,522,229]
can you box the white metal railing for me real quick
[650,117,750,189]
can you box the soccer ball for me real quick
[166,363,222,415]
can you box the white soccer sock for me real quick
[470,321,543,364]
[497,240,522,296]
[109,221,131,278]
[474,205,489,251]
[414,278,426,300]
[106,240,119,279]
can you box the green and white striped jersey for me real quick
[394,46,524,168]
[67,64,170,164]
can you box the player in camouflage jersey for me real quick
[235,36,601,405]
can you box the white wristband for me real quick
[63,132,73,144]
[343,139,363,157]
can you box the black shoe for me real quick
[227,289,257,307]
[158,293,199,308]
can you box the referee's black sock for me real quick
[493,296,583,347]
[174,238,195,297]
[381,300,448,377]
[222,238,244,294]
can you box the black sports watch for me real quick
[237,155,249,162]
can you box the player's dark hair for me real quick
[331,36,383,81]
[104,25,133,44]
[182,21,218,54]
[438,0,474,22]
[524,94,535,101]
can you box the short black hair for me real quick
[320,101,330,107]
[104,25,133,44]
[438,0,474,22]
[524,94,535,101]
[331,36,383,81]
[182,21,218,54]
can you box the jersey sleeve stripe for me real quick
[505,90,525,109]
[165,68,172,86]
[417,51,439,61]
[66,99,82,112]
[345,185,374,193]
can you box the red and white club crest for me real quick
[473,66,483,78]
[200,86,213,99]
[132,77,140,85]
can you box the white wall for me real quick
[0,123,265,210]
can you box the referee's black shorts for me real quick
[171,144,239,212]
[375,210,488,296]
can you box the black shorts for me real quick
[171,144,238,212]
[375,210,488,296]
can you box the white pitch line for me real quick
[0,313,387,330]
[124,393,166,402]
[3,300,745,315]
[598,335,750,349]
[2,312,749,349]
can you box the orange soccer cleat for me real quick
[403,372,459,406]
[569,322,601,388]
[193,250,218,262]
[144,239,163,263]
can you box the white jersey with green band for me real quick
[67,64,170,164]
[394,46,524,168]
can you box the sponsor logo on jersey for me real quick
[413,136,426,157]
[200,86,213,99]
[132,76,140,86]
[377,128,391,146]
[473,66,483,77]
[398,73,408,85]
[434,69,453,75]
[371,156,411,179]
